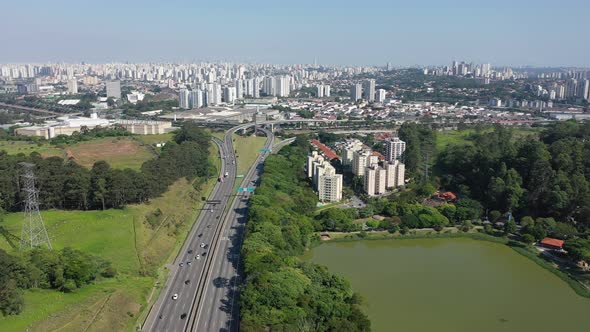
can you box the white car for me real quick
[200,243,206,248]
[196,254,201,260]
[172,294,178,300]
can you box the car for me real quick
[207,224,211,228]
[210,209,213,213]
[188,249,193,254]
[196,254,201,260]
[216,215,220,219]
[187,261,191,266]
[202,252,207,257]
[200,243,206,248]
[185,279,190,285]
[179,262,184,267]
[180,313,187,319]
[159,314,162,319]
[172,294,178,300]
[198,233,202,237]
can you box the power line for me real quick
[19,162,52,251]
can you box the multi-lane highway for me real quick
[187,128,273,331]
[143,124,272,332]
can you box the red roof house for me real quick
[540,238,564,250]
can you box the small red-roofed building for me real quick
[539,237,564,250]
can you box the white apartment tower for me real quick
[179,88,190,109]
[384,160,405,188]
[376,89,386,102]
[352,149,378,176]
[106,81,121,99]
[318,167,343,202]
[385,137,406,162]
[67,79,78,94]
[364,79,376,101]
[307,151,343,202]
[341,139,364,166]
[351,83,362,101]
[364,166,386,196]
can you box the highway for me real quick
[143,124,272,332]
[187,128,273,331]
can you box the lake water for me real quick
[303,238,590,332]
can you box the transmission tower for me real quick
[19,162,52,250]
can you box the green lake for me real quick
[303,238,590,332]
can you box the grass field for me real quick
[436,130,475,151]
[233,134,267,176]
[436,127,541,152]
[0,143,220,332]
[68,137,154,170]
[0,136,159,170]
[0,140,63,157]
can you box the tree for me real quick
[521,234,535,245]
[504,220,517,235]
[489,210,502,222]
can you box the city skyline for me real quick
[1,0,589,67]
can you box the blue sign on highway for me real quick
[260,148,271,152]
[237,187,255,193]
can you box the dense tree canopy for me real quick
[240,139,370,331]
[436,122,590,229]
[0,124,213,212]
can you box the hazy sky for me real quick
[1,0,588,66]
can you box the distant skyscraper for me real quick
[262,76,276,96]
[67,79,78,94]
[376,89,386,102]
[106,81,121,99]
[235,79,244,99]
[566,78,578,98]
[351,83,362,101]
[385,137,406,162]
[324,85,330,97]
[364,79,375,101]
[577,79,589,100]
[276,76,290,97]
[223,86,237,104]
[189,89,203,108]
[179,88,190,109]
[316,84,324,98]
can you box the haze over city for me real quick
[1,1,590,332]
[1,0,589,66]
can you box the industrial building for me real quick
[15,113,173,139]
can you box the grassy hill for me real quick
[0,142,220,331]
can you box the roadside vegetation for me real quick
[0,123,218,330]
[240,136,370,331]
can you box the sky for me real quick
[1,0,589,67]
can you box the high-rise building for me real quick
[384,160,405,188]
[351,83,362,101]
[566,78,578,98]
[376,89,386,102]
[179,88,190,109]
[316,84,324,98]
[385,137,406,162]
[235,79,244,99]
[67,79,78,94]
[341,139,364,166]
[318,166,343,202]
[364,79,375,101]
[106,81,121,99]
[324,85,330,97]
[276,76,290,97]
[189,89,203,108]
[223,86,237,104]
[577,79,589,100]
[364,165,386,196]
[306,151,343,202]
[352,149,378,176]
[262,76,276,96]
